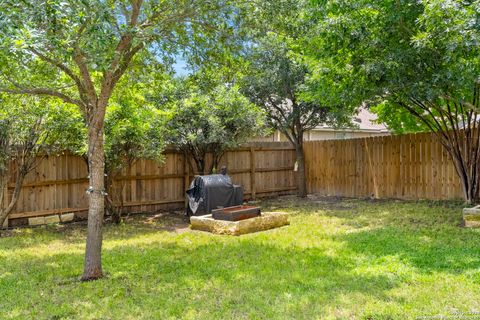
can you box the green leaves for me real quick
[162,73,265,172]
[103,69,168,173]
[370,101,428,134]
[0,94,85,169]
[0,0,250,110]
[303,0,480,133]
[104,102,165,173]
[167,81,265,148]
[241,32,353,143]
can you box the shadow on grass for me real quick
[0,212,189,251]
[0,235,400,319]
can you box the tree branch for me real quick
[0,86,83,107]
[27,47,84,93]
[73,47,97,106]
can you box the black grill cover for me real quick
[186,174,243,216]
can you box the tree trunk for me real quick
[0,171,26,228]
[295,142,307,198]
[194,156,206,175]
[81,121,106,281]
[401,96,480,205]
[448,148,480,205]
[209,151,225,174]
[105,165,128,224]
[0,176,8,228]
[186,146,207,175]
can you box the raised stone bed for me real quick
[463,205,480,228]
[190,211,290,236]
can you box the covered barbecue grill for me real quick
[186,171,243,216]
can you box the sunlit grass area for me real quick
[1,196,480,319]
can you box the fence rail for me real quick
[4,142,297,224]
[304,132,463,200]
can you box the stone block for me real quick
[60,213,75,223]
[44,215,60,224]
[463,205,480,228]
[190,211,290,236]
[29,216,46,226]
[463,205,480,215]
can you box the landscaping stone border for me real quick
[27,213,75,227]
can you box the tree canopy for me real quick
[305,0,480,121]
[163,74,265,174]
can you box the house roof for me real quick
[316,108,389,133]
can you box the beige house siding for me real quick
[252,108,390,142]
[306,129,389,140]
[252,128,389,142]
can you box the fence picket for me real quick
[304,133,463,200]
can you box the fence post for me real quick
[183,154,190,209]
[250,146,256,200]
[2,185,7,228]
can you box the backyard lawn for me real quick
[1,196,480,319]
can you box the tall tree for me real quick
[241,35,350,197]
[163,76,265,174]
[307,0,480,203]
[0,0,244,280]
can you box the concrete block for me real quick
[60,213,75,223]
[44,215,60,224]
[463,205,480,228]
[463,205,480,215]
[190,211,290,236]
[29,216,46,226]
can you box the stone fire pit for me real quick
[190,211,290,236]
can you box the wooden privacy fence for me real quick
[5,142,297,225]
[304,132,464,200]
[4,132,468,226]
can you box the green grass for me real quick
[1,196,480,319]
